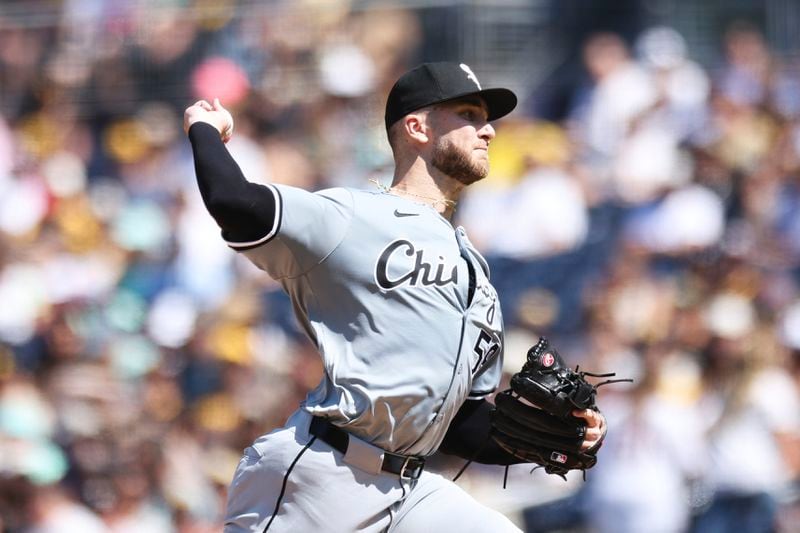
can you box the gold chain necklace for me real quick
[370,179,457,210]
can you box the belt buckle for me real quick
[399,456,422,480]
[399,456,414,480]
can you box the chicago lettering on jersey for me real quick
[375,239,458,290]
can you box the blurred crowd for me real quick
[1,1,800,532]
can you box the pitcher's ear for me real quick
[402,112,430,145]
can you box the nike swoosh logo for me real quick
[394,209,419,218]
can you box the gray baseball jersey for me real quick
[229,185,504,457]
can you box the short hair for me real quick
[387,119,404,154]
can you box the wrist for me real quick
[188,118,223,135]
[188,121,225,144]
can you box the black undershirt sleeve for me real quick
[438,399,523,465]
[188,122,277,243]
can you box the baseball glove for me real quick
[491,337,629,478]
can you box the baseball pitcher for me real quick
[185,62,610,532]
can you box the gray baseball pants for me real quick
[223,408,521,532]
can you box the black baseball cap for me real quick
[384,62,517,130]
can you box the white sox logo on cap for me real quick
[459,63,481,89]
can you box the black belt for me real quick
[309,417,425,480]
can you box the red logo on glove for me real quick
[541,353,555,367]
[551,452,567,464]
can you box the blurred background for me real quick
[1,0,800,531]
